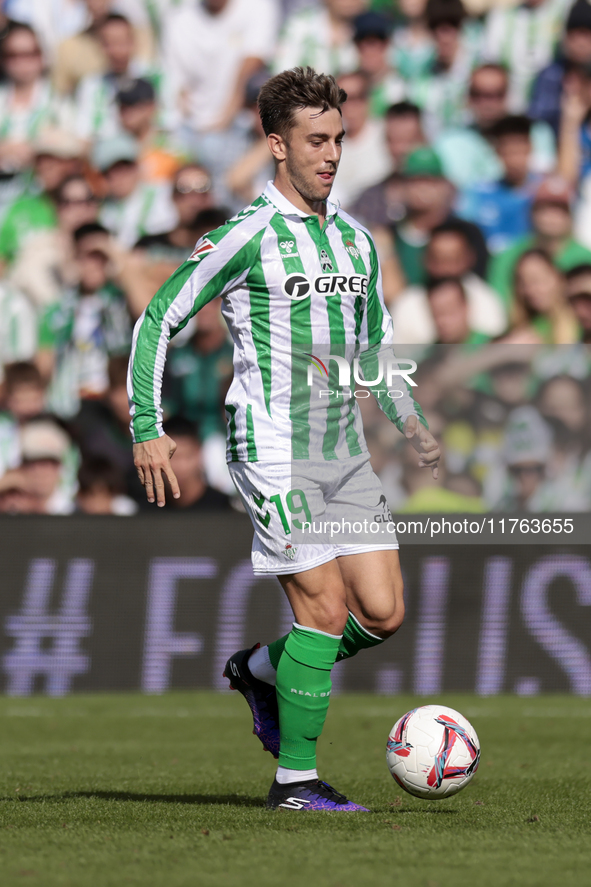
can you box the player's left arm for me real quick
[359,233,441,479]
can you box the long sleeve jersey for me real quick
[128,181,426,463]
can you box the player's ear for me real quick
[267,132,287,163]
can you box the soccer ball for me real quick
[386,705,480,800]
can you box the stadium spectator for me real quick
[0,281,37,365]
[9,173,99,309]
[507,249,579,344]
[158,416,231,511]
[482,0,571,113]
[69,353,145,502]
[115,77,184,185]
[274,0,362,78]
[330,70,392,208]
[75,454,137,514]
[18,417,76,514]
[52,0,155,97]
[410,0,477,139]
[164,296,234,443]
[389,221,506,343]
[384,145,488,288]
[74,13,151,142]
[566,263,591,341]
[225,69,274,208]
[425,277,490,344]
[353,12,406,118]
[95,134,176,248]
[391,0,435,83]
[436,64,556,188]
[349,100,426,229]
[0,23,67,178]
[163,0,278,202]
[36,222,132,417]
[457,115,542,255]
[488,175,591,307]
[0,360,44,475]
[529,0,591,136]
[0,126,85,271]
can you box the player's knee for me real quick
[315,600,349,636]
[358,596,404,637]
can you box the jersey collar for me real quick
[263,180,339,221]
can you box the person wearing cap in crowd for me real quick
[488,174,591,307]
[436,64,556,190]
[389,220,506,342]
[353,11,406,118]
[15,417,77,514]
[94,133,176,248]
[382,144,488,290]
[0,22,69,179]
[115,76,186,185]
[0,126,85,270]
[565,263,591,341]
[52,0,155,98]
[36,221,132,418]
[74,13,155,143]
[482,0,571,114]
[329,69,392,209]
[529,0,591,136]
[409,0,480,140]
[491,404,587,512]
[456,115,545,255]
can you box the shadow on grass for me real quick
[2,791,265,807]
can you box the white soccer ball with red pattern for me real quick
[386,705,480,799]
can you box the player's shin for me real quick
[275,623,341,777]
[249,611,386,686]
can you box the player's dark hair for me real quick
[3,361,43,391]
[489,115,532,140]
[385,101,422,120]
[426,0,466,30]
[258,67,347,139]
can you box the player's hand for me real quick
[133,434,180,506]
[404,415,440,480]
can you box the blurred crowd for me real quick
[1,0,591,515]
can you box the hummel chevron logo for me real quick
[189,237,218,261]
[279,798,311,810]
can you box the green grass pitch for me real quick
[0,692,589,887]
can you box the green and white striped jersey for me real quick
[128,181,426,463]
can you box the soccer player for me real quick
[128,67,440,812]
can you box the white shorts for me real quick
[229,453,398,575]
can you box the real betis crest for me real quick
[345,240,360,260]
[283,543,297,560]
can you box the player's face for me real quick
[282,107,344,203]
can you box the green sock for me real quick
[276,623,341,770]
[267,612,384,671]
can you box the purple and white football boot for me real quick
[267,778,370,812]
[224,644,280,758]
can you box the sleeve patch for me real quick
[189,237,219,261]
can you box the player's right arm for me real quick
[127,213,267,505]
